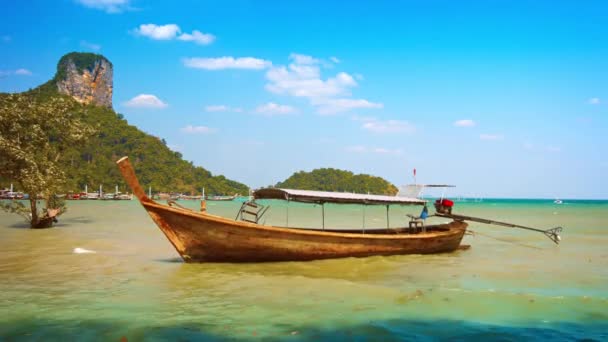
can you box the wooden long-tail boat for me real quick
[117,156,468,262]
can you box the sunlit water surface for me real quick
[1,199,607,340]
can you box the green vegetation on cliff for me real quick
[55,52,111,81]
[275,168,398,195]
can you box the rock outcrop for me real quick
[55,52,113,108]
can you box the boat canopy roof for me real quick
[253,188,425,205]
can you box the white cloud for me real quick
[346,145,368,153]
[177,30,215,45]
[76,0,131,13]
[289,53,320,65]
[373,147,402,155]
[255,102,297,116]
[181,125,216,134]
[362,119,415,134]
[134,24,215,45]
[123,94,168,109]
[204,105,243,113]
[346,146,402,155]
[80,40,101,51]
[266,66,357,98]
[588,97,600,105]
[14,68,32,76]
[205,105,229,112]
[135,24,181,40]
[1,68,32,77]
[480,134,503,141]
[351,115,376,122]
[454,119,476,127]
[330,56,340,64]
[183,57,271,70]
[524,141,561,153]
[167,144,183,152]
[264,53,380,115]
[316,98,383,115]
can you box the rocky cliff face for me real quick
[55,52,113,108]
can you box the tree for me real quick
[275,168,398,195]
[0,93,94,228]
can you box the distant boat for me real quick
[205,194,238,201]
[554,199,563,204]
[86,193,100,200]
[179,194,203,200]
[0,189,24,199]
[114,192,133,200]
[65,193,81,200]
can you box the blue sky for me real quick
[1,0,607,199]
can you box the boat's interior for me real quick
[232,200,454,234]
[294,225,452,235]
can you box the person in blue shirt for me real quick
[420,204,429,220]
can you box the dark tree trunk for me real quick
[29,198,55,229]
[29,197,39,228]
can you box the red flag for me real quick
[413,168,416,177]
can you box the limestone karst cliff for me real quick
[55,52,113,108]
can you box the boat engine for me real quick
[434,198,454,214]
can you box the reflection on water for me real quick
[0,199,607,340]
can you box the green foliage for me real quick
[0,93,93,195]
[0,200,29,221]
[276,168,398,195]
[46,194,67,215]
[0,93,93,226]
[55,52,111,81]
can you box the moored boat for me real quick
[117,156,469,262]
[206,194,238,201]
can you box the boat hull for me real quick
[143,201,467,262]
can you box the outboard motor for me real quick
[434,198,454,214]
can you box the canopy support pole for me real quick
[286,198,289,227]
[362,204,366,233]
[386,205,390,228]
[322,202,325,230]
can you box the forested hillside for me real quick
[275,168,398,195]
[57,103,248,195]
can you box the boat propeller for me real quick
[543,227,563,244]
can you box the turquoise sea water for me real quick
[0,198,607,341]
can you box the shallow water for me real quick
[1,199,607,340]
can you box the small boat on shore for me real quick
[206,194,238,201]
[117,157,469,262]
